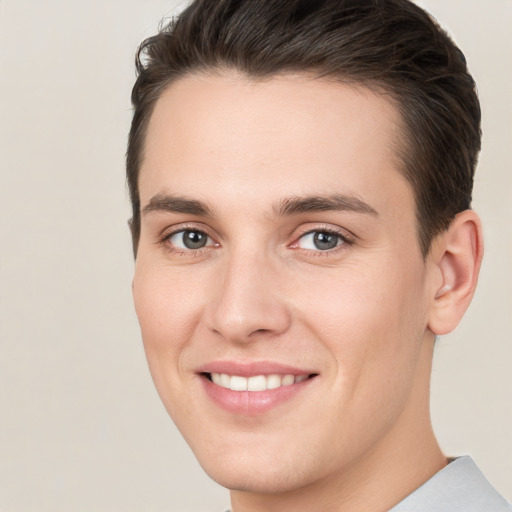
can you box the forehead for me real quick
[140,72,411,218]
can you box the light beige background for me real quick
[0,1,510,510]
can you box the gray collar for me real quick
[390,456,511,511]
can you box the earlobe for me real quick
[427,210,484,336]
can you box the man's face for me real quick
[133,74,437,493]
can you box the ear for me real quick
[127,218,138,259]
[427,210,484,336]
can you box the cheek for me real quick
[299,261,422,331]
[132,264,205,389]
[294,258,428,392]
[292,265,428,456]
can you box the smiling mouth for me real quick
[203,372,317,391]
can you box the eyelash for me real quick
[290,226,355,256]
[158,224,355,256]
[158,224,218,256]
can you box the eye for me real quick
[296,230,344,251]
[167,229,214,250]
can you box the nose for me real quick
[204,251,292,343]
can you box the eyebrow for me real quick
[141,192,378,219]
[273,194,378,217]
[142,194,214,217]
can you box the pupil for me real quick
[183,230,207,249]
[313,232,338,250]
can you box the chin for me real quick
[200,459,306,494]
[188,435,326,495]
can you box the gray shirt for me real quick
[391,456,511,511]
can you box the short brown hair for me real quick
[127,0,481,257]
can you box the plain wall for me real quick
[0,1,510,510]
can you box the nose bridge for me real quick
[206,245,290,342]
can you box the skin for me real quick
[132,73,482,512]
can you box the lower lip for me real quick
[200,375,316,415]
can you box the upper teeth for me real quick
[210,373,308,391]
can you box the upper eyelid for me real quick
[292,231,349,249]
[291,223,355,242]
[160,222,216,240]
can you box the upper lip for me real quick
[196,360,317,377]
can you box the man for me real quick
[126,0,511,510]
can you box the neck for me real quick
[230,434,446,512]
[230,338,446,512]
